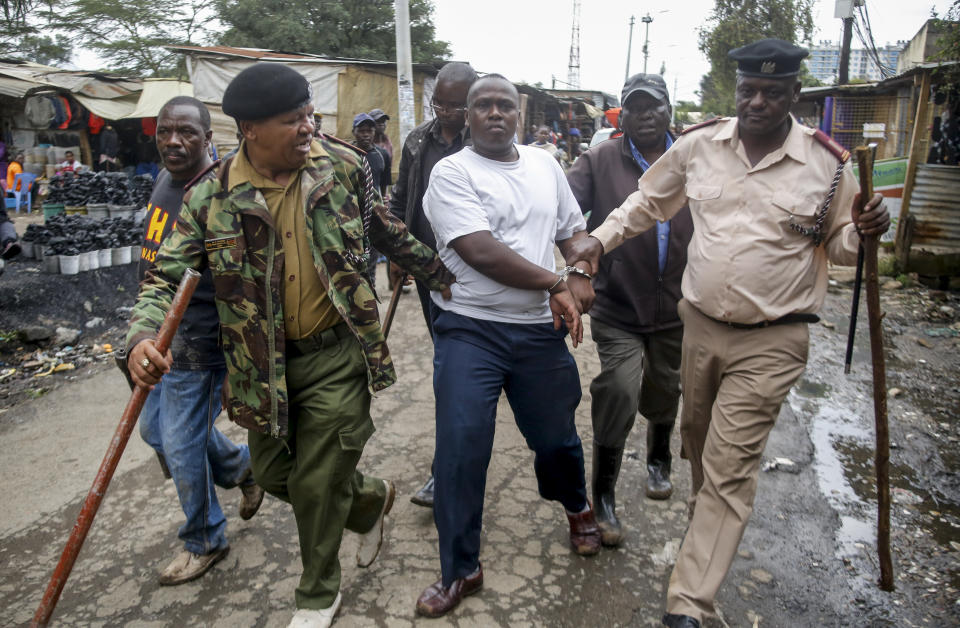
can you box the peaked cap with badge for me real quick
[728,38,809,78]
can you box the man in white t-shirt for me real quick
[415,74,603,619]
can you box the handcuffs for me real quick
[549,265,593,293]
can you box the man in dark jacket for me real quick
[566,73,693,546]
[388,61,478,508]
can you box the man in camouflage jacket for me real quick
[127,64,454,628]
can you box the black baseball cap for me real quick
[621,73,670,106]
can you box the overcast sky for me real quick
[430,0,953,103]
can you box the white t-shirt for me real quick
[423,145,586,324]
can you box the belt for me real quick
[285,322,352,357]
[705,312,820,329]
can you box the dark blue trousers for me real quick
[432,309,588,586]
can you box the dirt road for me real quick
[0,263,957,627]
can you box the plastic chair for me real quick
[10,172,37,213]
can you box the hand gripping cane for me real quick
[32,269,202,626]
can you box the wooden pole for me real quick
[31,269,202,627]
[894,71,931,264]
[854,146,894,592]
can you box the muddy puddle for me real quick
[790,337,960,592]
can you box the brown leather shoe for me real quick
[238,469,265,521]
[415,564,483,618]
[567,503,602,556]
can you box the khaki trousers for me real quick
[666,300,809,621]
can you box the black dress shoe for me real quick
[410,474,435,508]
[662,613,701,628]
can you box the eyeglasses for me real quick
[431,101,467,115]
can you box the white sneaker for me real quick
[287,593,342,628]
[356,479,395,567]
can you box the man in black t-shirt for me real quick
[137,96,264,586]
[352,112,392,197]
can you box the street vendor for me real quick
[565,38,890,628]
[125,63,455,628]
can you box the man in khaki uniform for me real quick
[566,39,890,628]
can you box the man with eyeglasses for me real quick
[565,73,692,548]
[388,61,477,508]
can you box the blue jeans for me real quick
[139,367,251,555]
[431,310,588,586]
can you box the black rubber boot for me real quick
[646,423,674,500]
[592,442,624,546]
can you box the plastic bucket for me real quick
[20,241,33,258]
[111,246,132,265]
[64,205,87,216]
[59,254,80,275]
[98,248,113,267]
[77,251,90,272]
[109,204,136,220]
[42,253,59,273]
[86,203,109,220]
[42,203,65,221]
[128,245,141,261]
[34,244,45,261]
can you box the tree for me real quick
[0,0,72,65]
[931,0,960,93]
[50,0,214,76]
[0,31,72,65]
[214,0,451,63]
[696,0,814,116]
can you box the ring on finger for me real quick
[140,358,151,369]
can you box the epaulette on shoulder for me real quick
[681,117,722,136]
[322,133,366,156]
[184,159,221,191]
[812,130,850,163]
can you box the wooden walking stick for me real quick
[32,269,202,627]
[854,145,894,591]
[381,272,407,340]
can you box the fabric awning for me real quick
[72,93,139,120]
[124,80,193,119]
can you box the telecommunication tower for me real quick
[568,0,581,89]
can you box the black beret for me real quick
[222,63,313,121]
[729,38,809,78]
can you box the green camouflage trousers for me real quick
[248,327,387,610]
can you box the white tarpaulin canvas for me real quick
[190,58,343,116]
[124,79,193,119]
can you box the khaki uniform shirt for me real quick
[592,116,861,324]
[231,143,341,339]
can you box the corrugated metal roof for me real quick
[910,164,960,256]
[167,45,441,72]
[0,61,142,101]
